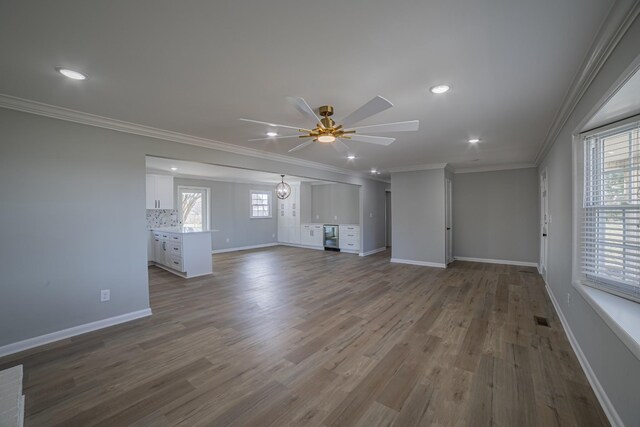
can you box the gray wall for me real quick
[174,178,277,251]
[310,183,360,224]
[0,106,387,348]
[453,168,539,263]
[390,169,446,265]
[538,14,640,426]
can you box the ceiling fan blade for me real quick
[287,97,323,128]
[332,139,351,153]
[248,134,303,142]
[239,118,311,132]
[288,139,315,152]
[351,120,419,133]
[340,96,394,128]
[349,134,396,146]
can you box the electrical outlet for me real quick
[226,238,230,243]
[316,215,319,220]
[334,215,338,220]
[567,292,571,306]
[100,289,110,302]
[272,233,275,238]
[369,212,374,218]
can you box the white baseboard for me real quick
[544,285,623,427]
[390,258,447,268]
[359,247,387,257]
[453,256,538,268]
[0,308,152,358]
[278,243,324,251]
[211,243,278,254]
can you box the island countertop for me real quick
[150,227,212,234]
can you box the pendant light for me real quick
[275,174,291,199]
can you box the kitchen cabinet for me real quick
[300,224,323,247]
[146,174,174,209]
[150,229,212,278]
[339,224,360,252]
[277,183,301,245]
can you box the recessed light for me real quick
[468,138,481,143]
[170,167,178,171]
[377,172,381,175]
[55,67,87,80]
[371,169,377,174]
[347,155,356,160]
[430,84,450,94]
[266,132,278,137]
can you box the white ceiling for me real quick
[0,0,613,174]
[146,156,314,184]
[584,65,640,130]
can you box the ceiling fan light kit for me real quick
[240,96,419,154]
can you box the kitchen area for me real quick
[145,157,363,280]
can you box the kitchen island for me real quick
[149,227,212,278]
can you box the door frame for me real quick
[539,168,548,280]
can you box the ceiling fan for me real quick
[239,96,419,153]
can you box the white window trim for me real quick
[177,185,210,230]
[249,190,272,219]
[571,116,640,361]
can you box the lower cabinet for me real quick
[339,225,360,252]
[300,224,323,247]
[150,230,212,278]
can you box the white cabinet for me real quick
[339,224,360,252]
[146,174,174,209]
[278,183,301,245]
[301,224,323,247]
[150,230,212,278]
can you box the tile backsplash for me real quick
[146,209,181,229]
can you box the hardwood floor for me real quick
[0,247,609,426]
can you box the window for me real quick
[250,191,272,218]
[581,121,640,302]
[178,186,209,230]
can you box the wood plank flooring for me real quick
[0,247,609,426]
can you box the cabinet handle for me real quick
[162,241,166,251]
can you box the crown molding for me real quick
[534,0,640,165]
[387,163,448,173]
[453,163,537,174]
[0,94,390,183]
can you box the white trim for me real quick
[453,256,538,267]
[0,308,152,358]
[0,94,387,183]
[534,0,640,164]
[544,285,623,427]
[387,163,447,173]
[278,243,325,251]
[574,281,640,361]
[359,247,387,257]
[453,163,536,174]
[390,258,447,268]
[211,243,278,254]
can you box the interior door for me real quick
[445,178,453,264]
[385,191,392,247]
[540,169,548,279]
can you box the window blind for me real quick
[582,121,640,302]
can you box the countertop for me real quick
[150,227,212,234]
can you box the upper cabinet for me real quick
[146,174,174,209]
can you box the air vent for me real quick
[534,315,550,327]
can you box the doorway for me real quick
[540,169,548,279]
[385,190,392,247]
